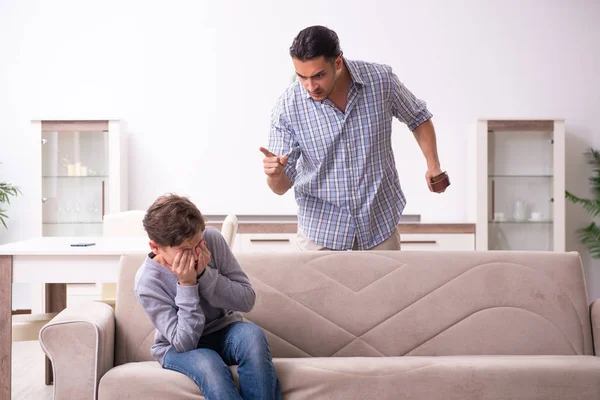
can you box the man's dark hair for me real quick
[143,193,206,247]
[289,25,342,62]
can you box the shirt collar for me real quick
[344,58,366,86]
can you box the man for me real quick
[260,25,446,251]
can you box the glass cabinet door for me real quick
[41,121,109,237]
[487,122,554,251]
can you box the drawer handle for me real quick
[250,239,291,243]
[400,240,437,244]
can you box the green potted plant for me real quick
[565,148,600,258]
[0,168,21,228]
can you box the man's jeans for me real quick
[163,321,282,400]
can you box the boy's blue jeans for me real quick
[163,321,282,400]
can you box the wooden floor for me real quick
[12,340,53,400]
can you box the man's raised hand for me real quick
[259,147,288,177]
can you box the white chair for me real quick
[12,312,58,341]
[103,210,147,237]
[12,284,63,343]
[100,210,148,306]
[221,214,238,248]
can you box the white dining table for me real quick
[0,236,149,399]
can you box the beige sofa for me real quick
[40,250,600,399]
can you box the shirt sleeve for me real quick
[196,227,256,312]
[268,98,301,184]
[135,281,205,353]
[388,69,433,131]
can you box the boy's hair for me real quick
[142,193,206,247]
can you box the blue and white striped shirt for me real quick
[268,58,432,250]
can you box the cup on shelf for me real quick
[530,212,543,221]
[63,200,72,223]
[493,212,505,221]
[513,200,528,221]
[54,202,63,223]
[74,202,82,222]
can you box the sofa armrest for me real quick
[40,301,115,400]
[591,299,600,356]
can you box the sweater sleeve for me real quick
[136,279,205,353]
[197,227,256,312]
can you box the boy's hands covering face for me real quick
[194,240,211,276]
[170,249,197,286]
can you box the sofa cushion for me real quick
[275,356,600,399]
[99,356,600,400]
[242,251,593,358]
[115,251,593,363]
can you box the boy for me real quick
[135,193,282,400]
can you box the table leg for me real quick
[44,283,66,385]
[0,255,12,399]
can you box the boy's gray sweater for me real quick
[134,226,256,365]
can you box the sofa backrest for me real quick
[114,250,593,365]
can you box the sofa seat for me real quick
[98,361,225,399]
[98,355,600,400]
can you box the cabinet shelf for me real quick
[42,175,108,179]
[489,220,553,224]
[43,222,103,225]
[488,175,553,178]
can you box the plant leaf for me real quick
[576,222,600,259]
[585,148,600,165]
[584,148,600,199]
[0,182,20,229]
[565,191,600,217]
[0,182,21,205]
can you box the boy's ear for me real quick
[149,240,161,255]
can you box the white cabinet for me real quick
[471,119,565,251]
[32,120,128,237]
[234,231,475,252]
[400,233,474,251]
[235,233,298,253]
